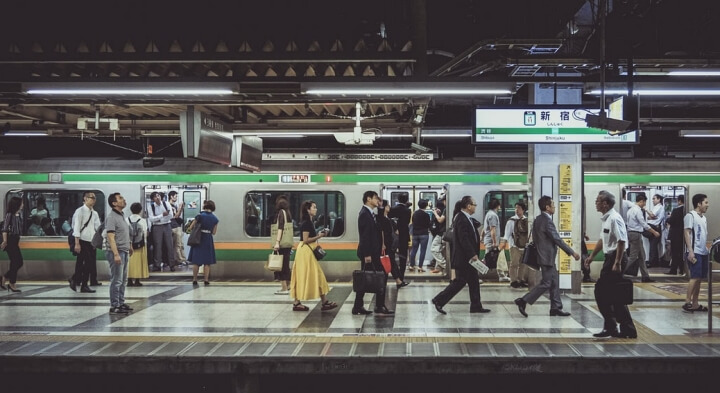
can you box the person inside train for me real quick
[388,193,411,281]
[2,196,25,293]
[245,215,260,237]
[41,216,56,236]
[187,200,219,286]
[27,215,45,236]
[289,200,337,312]
[31,195,50,221]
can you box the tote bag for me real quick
[496,249,509,271]
[265,250,283,271]
[187,215,202,246]
[270,210,294,249]
[380,252,392,274]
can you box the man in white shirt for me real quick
[683,193,710,312]
[503,202,530,288]
[647,194,664,267]
[148,191,177,271]
[624,193,658,283]
[69,191,102,293]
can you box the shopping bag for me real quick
[352,270,387,293]
[265,251,283,271]
[496,249,508,271]
[521,242,540,271]
[270,210,294,248]
[380,253,392,274]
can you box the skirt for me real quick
[289,242,329,301]
[128,246,150,279]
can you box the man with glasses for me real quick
[69,192,102,293]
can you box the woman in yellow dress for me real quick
[127,202,149,286]
[289,200,337,312]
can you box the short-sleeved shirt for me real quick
[684,211,708,255]
[105,208,130,252]
[626,204,651,232]
[600,209,627,254]
[300,219,317,239]
[483,209,499,246]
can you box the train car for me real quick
[0,157,718,281]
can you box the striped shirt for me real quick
[2,212,24,235]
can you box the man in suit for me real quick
[515,196,580,317]
[431,196,491,314]
[665,195,685,275]
[388,192,411,281]
[353,190,393,316]
[585,190,636,338]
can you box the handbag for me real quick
[496,249,508,271]
[595,276,634,305]
[270,210,294,248]
[313,244,326,260]
[352,269,387,294]
[187,215,202,246]
[521,242,540,271]
[483,247,499,269]
[265,250,283,271]
[442,228,454,243]
[380,252,392,274]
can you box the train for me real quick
[0,157,718,281]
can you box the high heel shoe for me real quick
[7,283,21,293]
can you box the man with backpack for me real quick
[68,191,102,293]
[148,191,177,272]
[504,202,530,289]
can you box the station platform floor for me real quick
[1,269,719,392]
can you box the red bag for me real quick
[380,253,392,274]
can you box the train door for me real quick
[482,190,529,236]
[622,185,687,267]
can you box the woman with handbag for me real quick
[272,195,293,295]
[186,200,219,286]
[127,203,149,287]
[378,199,409,289]
[289,200,337,312]
[1,196,24,292]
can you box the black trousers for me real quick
[396,233,409,281]
[71,240,96,286]
[3,234,24,284]
[595,251,636,334]
[433,263,482,310]
[273,247,292,281]
[386,248,400,281]
[353,257,386,310]
[668,234,685,274]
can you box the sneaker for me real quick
[478,279,484,284]
[119,304,134,311]
[275,289,290,295]
[499,276,511,282]
[109,307,129,315]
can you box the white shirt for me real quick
[503,214,526,249]
[626,204,651,232]
[148,200,173,227]
[71,204,102,242]
[684,211,708,255]
[600,209,627,254]
[648,202,664,226]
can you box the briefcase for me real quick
[352,270,387,294]
[521,242,540,271]
[596,277,634,305]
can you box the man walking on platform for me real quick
[514,196,579,317]
[683,193,710,312]
[624,194,658,282]
[586,190,637,339]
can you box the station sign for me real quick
[473,107,638,143]
[263,152,433,161]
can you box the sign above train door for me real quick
[263,152,433,161]
[473,107,638,144]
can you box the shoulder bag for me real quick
[352,266,387,294]
[265,250,283,271]
[520,223,540,270]
[68,211,93,256]
[270,210,294,249]
[305,242,326,260]
[187,215,203,246]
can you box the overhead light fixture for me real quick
[303,82,514,96]
[27,89,234,95]
[586,89,720,96]
[2,130,48,137]
[679,130,720,138]
[667,70,720,76]
[306,88,510,95]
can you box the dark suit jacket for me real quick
[667,205,685,239]
[357,206,381,261]
[388,203,411,241]
[451,212,479,270]
[532,212,575,267]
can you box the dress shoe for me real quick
[374,306,395,315]
[431,298,446,315]
[514,298,528,317]
[470,307,491,313]
[616,331,637,339]
[593,329,619,338]
[664,270,677,275]
[80,286,96,293]
[641,278,655,283]
[397,281,410,289]
[351,308,372,315]
[549,309,571,316]
[68,278,77,292]
[90,281,102,286]
[582,277,595,283]
[510,281,521,288]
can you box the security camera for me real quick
[410,143,432,153]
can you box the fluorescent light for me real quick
[306,89,510,95]
[679,130,720,138]
[3,131,47,136]
[27,89,234,95]
[586,89,720,96]
[668,71,720,76]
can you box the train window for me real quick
[245,191,345,238]
[483,191,528,235]
[5,190,105,237]
[419,192,438,209]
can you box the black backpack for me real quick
[509,217,529,248]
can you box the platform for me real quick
[1,273,719,392]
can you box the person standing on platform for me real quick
[289,200,337,312]
[353,190,393,316]
[665,195,686,276]
[168,191,187,266]
[430,200,447,274]
[514,196,579,318]
[682,193,710,312]
[1,197,25,293]
[186,200,219,286]
[431,196,491,315]
[378,199,409,289]
[586,190,637,338]
[409,199,431,272]
[148,191,176,272]
[624,194,658,282]
[483,198,509,282]
[647,194,664,267]
[127,202,149,287]
[388,192,411,281]
[69,191,101,293]
[504,202,530,288]
[105,193,133,315]
[272,195,293,295]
